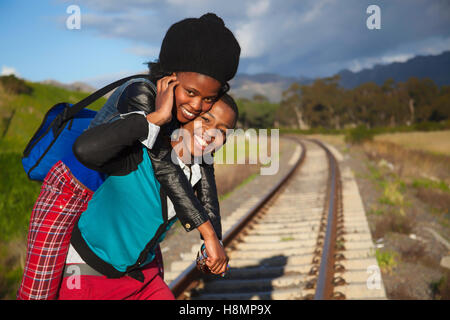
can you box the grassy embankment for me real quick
[0,82,106,299]
[309,130,450,299]
[310,130,449,233]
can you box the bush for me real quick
[0,75,33,95]
[430,272,450,300]
[344,125,375,144]
[412,178,450,193]
[413,121,448,132]
[376,249,398,274]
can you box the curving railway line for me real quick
[166,137,387,300]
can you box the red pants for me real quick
[18,161,94,300]
[58,259,174,300]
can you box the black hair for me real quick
[145,61,172,83]
[219,93,239,128]
[144,60,230,98]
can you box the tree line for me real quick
[274,75,450,130]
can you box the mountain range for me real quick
[40,79,98,94]
[228,73,312,102]
[229,50,450,101]
[337,50,450,89]
[39,50,450,103]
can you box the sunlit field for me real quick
[375,130,450,156]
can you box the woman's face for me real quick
[181,99,236,158]
[173,72,222,123]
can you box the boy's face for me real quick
[180,99,235,157]
[173,72,222,124]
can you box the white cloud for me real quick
[80,69,148,89]
[300,0,332,24]
[56,0,450,78]
[381,54,415,64]
[347,35,450,73]
[247,0,270,18]
[167,0,209,6]
[348,53,414,72]
[418,36,450,55]
[235,21,267,58]
[125,45,160,59]
[1,66,19,76]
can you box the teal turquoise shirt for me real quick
[77,146,175,273]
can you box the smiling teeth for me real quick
[183,108,194,117]
[194,135,208,147]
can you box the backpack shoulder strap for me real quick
[65,74,150,120]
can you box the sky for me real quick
[1,0,449,88]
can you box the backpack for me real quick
[22,74,148,181]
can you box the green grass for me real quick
[365,161,409,216]
[378,180,406,206]
[0,81,106,153]
[430,207,450,229]
[367,162,384,184]
[376,249,398,274]
[0,151,40,299]
[0,82,106,240]
[412,178,450,193]
[0,153,41,242]
[368,207,384,216]
[0,81,108,299]
[345,125,375,145]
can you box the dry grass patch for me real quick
[373,210,416,239]
[363,140,450,183]
[375,130,450,156]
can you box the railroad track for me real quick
[167,137,387,300]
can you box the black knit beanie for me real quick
[159,13,241,84]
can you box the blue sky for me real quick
[0,1,151,86]
[1,0,450,88]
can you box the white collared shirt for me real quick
[167,156,202,220]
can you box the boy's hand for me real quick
[203,238,229,275]
[196,220,229,276]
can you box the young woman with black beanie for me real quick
[17,13,240,300]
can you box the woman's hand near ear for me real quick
[146,75,179,126]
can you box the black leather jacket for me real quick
[115,79,222,239]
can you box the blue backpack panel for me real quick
[21,74,148,181]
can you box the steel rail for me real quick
[309,139,341,300]
[169,137,307,299]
